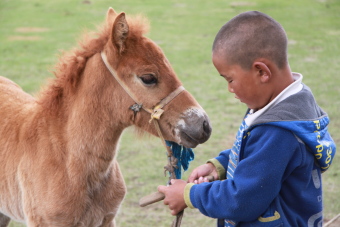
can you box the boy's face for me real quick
[212,52,268,110]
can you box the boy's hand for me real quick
[188,163,218,184]
[158,179,187,215]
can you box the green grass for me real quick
[1,0,339,226]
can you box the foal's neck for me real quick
[63,53,129,183]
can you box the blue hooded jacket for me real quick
[185,84,336,226]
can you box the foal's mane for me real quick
[39,15,149,114]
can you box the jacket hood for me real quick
[249,85,336,172]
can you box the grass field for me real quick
[1,0,339,226]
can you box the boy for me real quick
[158,11,336,226]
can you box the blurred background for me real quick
[1,0,339,226]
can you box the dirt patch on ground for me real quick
[15,27,49,33]
[82,0,91,4]
[7,27,49,41]
[288,40,297,45]
[8,35,42,41]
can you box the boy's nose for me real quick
[228,85,234,93]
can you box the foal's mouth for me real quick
[179,130,200,148]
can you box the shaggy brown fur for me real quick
[0,8,211,227]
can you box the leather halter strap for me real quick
[101,51,185,122]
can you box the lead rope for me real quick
[101,51,185,227]
[153,120,184,227]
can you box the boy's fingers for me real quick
[171,209,178,216]
[188,167,203,182]
[205,175,215,182]
[188,172,198,183]
[199,176,204,184]
[158,186,169,205]
[157,185,167,194]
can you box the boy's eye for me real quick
[140,74,157,85]
[224,77,232,83]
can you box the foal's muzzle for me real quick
[176,108,212,148]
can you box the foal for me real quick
[0,8,211,227]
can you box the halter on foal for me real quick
[101,51,184,144]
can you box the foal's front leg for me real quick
[0,213,11,227]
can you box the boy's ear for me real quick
[253,61,271,83]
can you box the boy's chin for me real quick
[245,103,256,110]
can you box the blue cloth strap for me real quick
[165,140,195,179]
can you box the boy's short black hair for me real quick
[212,11,288,70]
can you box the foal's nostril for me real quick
[203,120,211,135]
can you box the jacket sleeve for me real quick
[215,149,231,169]
[185,125,303,221]
[206,149,230,180]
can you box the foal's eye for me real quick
[140,74,157,85]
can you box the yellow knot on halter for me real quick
[149,108,164,123]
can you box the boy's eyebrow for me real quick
[220,74,231,80]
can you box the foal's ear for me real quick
[106,7,118,25]
[111,12,129,54]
